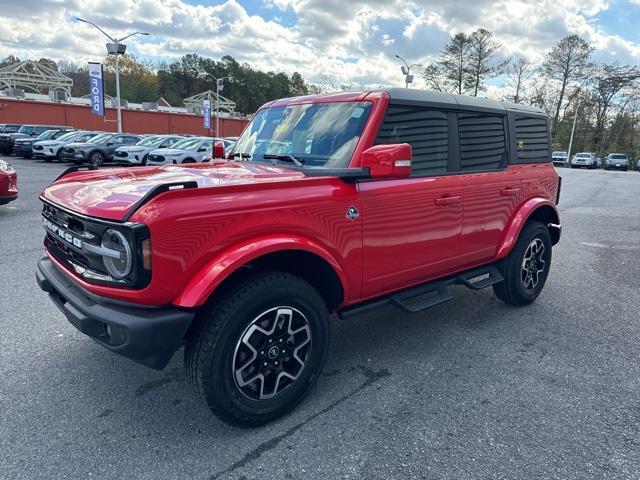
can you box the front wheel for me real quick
[185,271,330,427]
[88,151,105,167]
[493,221,552,306]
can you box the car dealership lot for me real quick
[1,158,639,479]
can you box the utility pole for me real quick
[76,18,149,133]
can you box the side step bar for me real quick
[339,264,503,318]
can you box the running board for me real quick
[339,264,503,318]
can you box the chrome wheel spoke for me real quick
[521,238,547,291]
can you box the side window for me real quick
[376,106,448,176]
[514,115,549,163]
[126,136,140,144]
[458,113,506,171]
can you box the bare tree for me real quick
[542,34,593,136]
[466,29,509,96]
[590,62,640,151]
[422,63,446,92]
[505,56,533,103]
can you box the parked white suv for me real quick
[113,135,185,165]
[146,136,214,165]
[571,152,600,169]
[552,151,568,166]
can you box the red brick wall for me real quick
[0,98,249,137]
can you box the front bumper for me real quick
[62,151,88,163]
[605,163,628,170]
[36,257,194,370]
[13,144,33,156]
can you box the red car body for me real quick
[37,89,560,372]
[0,161,18,205]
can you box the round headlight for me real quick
[101,229,132,279]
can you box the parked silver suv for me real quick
[604,153,628,171]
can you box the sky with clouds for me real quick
[0,0,638,91]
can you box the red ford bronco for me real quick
[37,89,561,426]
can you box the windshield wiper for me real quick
[263,154,305,167]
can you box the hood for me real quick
[149,148,186,155]
[35,140,61,147]
[64,142,95,149]
[116,145,146,152]
[41,162,307,221]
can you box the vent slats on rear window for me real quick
[376,106,448,176]
[458,113,506,171]
[514,115,550,162]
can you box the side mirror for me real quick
[213,140,226,159]
[106,142,114,146]
[360,143,412,178]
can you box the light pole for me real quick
[213,76,233,138]
[395,54,422,88]
[76,18,149,133]
[567,90,582,167]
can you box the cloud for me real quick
[0,0,637,93]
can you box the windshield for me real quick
[552,151,567,156]
[17,125,33,134]
[36,130,58,140]
[231,101,373,167]
[171,138,202,150]
[57,131,82,141]
[2,125,20,133]
[137,136,164,147]
[87,133,113,144]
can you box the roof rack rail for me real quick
[123,181,199,222]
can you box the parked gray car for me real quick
[61,133,143,166]
[604,153,628,171]
[0,124,71,155]
[146,136,214,165]
[113,135,185,165]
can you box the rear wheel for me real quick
[185,271,329,427]
[182,158,196,164]
[55,149,64,162]
[493,221,552,306]
[88,151,105,167]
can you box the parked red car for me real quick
[37,89,561,426]
[0,159,18,204]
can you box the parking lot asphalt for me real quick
[1,156,639,480]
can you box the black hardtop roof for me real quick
[385,88,547,117]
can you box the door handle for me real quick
[500,187,520,197]
[435,195,461,206]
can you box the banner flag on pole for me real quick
[203,99,211,129]
[88,63,105,117]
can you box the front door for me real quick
[359,105,463,299]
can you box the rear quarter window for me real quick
[513,115,550,163]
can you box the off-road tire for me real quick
[185,271,330,427]
[493,221,552,306]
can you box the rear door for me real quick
[359,105,463,298]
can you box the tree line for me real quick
[2,31,639,160]
[0,53,313,115]
[423,31,640,161]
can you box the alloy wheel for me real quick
[521,238,546,290]
[232,306,311,401]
